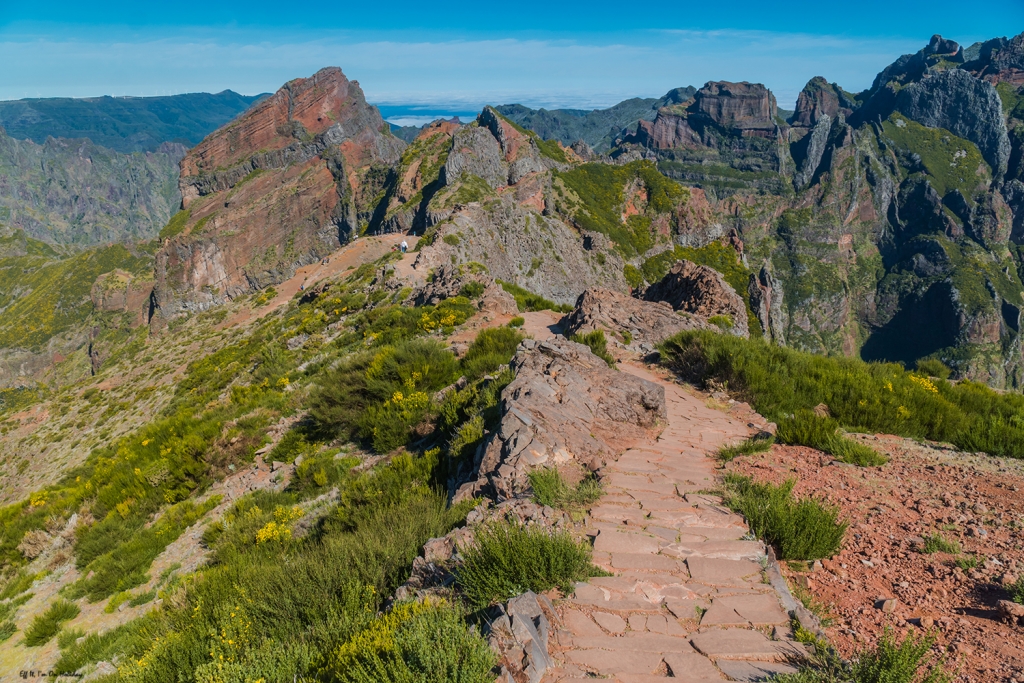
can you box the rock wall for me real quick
[454,337,666,503]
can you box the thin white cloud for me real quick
[0,24,925,109]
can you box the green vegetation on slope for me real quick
[496,280,573,313]
[0,241,152,350]
[553,160,687,257]
[881,114,989,200]
[661,330,1024,458]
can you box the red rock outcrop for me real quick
[644,260,749,337]
[628,81,783,150]
[153,67,403,317]
[562,288,712,351]
[792,77,846,127]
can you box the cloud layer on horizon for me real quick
[0,25,960,109]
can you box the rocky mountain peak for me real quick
[180,66,384,188]
[792,77,848,128]
[692,81,779,135]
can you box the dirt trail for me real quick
[543,363,807,682]
[219,233,415,329]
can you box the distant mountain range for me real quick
[0,90,265,153]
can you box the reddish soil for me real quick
[725,434,1024,682]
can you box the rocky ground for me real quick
[725,434,1024,683]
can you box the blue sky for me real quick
[0,1,1020,114]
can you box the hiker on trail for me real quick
[400,240,408,253]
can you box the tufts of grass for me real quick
[777,629,951,683]
[717,434,775,463]
[323,599,496,683]
[915,358,951,380]
[659,330,1024,459]
[457,521,606,608]
[24,598,80,647]
[776,412,887,467]
[508,316,525,328]
[1011,575,1024,605]
[496,280,573,313]
[922,533,961,555]
[570,330,616,367]
[724,474,846,561]
[528,468,602,517]
[953,554,979,571]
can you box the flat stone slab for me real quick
[686,557,762,584]
[592,611,627,633]
[663,651,730,681]
[702,594,789,627]
[612,552,685,572]
[690,629,806,662]
[715,659,801,681]
[595,529,662,554]
[564,649,665,675]
[563,609,606,637]
[671,540,765,561]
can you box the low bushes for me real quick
[496,280,572,313]
[323,599,496,683]
[461,327,523,380]
[724,475,846,561]
[570,330,615,367]
[24,598,80,646]
[660,331,1024,458]
[1011,575,1024,604]
[458,521,604,607]
[528,468,602,517]
[778,628,951,683]
[776,413,887,466]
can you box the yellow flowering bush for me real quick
[255,521,291,544]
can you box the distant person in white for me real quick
[400,240,408,253]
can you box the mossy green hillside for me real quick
[553,160,688,257]
[0,241,152,350]
[881,114,990,200]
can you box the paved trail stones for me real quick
[543,364,807,682]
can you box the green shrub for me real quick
[461,327,523,380]
[724,475,846,561]
[922,534,961,555]
[0,620,15,643]
[458,521,605,607]
[508,316,525,328]
[24,598,80,646]
[708,314,734,330]
[915,358,951,380]
[570,330,615,367]
[776,413,887,467]
[323,600,496,683]
[777,629,950,683]
[623,264,644,290]
[496,280,572,313]
[1011,575,1024,604]
[458,281,485,299]
[954,554,979,571]
[528,468,602,518]
[660,330,1024,459]
[717,434,774,463]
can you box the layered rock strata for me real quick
[153,67,403,317]
[562,288,712,352]
[644,260,749,338]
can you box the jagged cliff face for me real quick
[152,67,403,317]
[602,32,1024,387]
[0,131,183,246]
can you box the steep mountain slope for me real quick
[0,130,183,247]
[0,91,264,153]
[495,87,696,153]
[152,67,404,319]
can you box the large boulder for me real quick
[454,338,666,502]
[562,288,711,351]
[644,260,749,337]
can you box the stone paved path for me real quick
[543,364,805,682]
